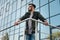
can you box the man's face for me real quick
[28,5,34,12]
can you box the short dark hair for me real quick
[29,3,36,8]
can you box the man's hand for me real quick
[43,20,49,26]
[14,20,21,26]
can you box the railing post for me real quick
[24,26,26,40]
[35,21,38,40]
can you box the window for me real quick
[40,5,49,18]
[40,18,50,39]
[40,0,48,6]
[8,14,11,23]
[12,2,17,12]
[1,7,4,16]
[19,22,26,37]
[16,9,20,19]
[51,15,60,26]
[21,6,26,17]
[49,0,54,2]
[10,0,13,4]
[14,34,19,40]
[5,2,10,12]
[9,35,14,40]
[41,33,49,40]
[50,0,60,16]
[17,0,21,9]
[0,9,1,16]
[11,19,15,26]
[33,0,39,8]
[15,29,19,34]
[13,0,17,2]
[11,12,16,21]
[35,8,39,11]
[4,17,8,27]
[27,0,32,3]
[4,0,8,2]
[59,0,60,5]
[9,6,12,14]
[21,0,26,6]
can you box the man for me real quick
[14,3,48,40]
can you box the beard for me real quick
[28,7,32,12]
[28,9,32,12]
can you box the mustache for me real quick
[28,8,32,12]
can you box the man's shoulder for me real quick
[34,11,40,15]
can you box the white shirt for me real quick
[28,12,33,34]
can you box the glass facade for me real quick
[0,0,60,40]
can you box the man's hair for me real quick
[29,3,36,8]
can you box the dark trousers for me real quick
[26,34,35,40]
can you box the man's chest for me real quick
[27,13,38,19]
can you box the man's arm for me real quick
[19,13,28,21]
[38,12,48,26]
[14,12,28,26]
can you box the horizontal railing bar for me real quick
[0,18,60,32]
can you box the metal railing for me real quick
[0,18,60,40]
[0,18,60,32]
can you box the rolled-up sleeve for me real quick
[38,12,46,22]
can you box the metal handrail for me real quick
[0,18,60,32]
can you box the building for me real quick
[0,0,60,40]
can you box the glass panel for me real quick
[9,5,12,14]
[16,9,20,19]
[40,0,48,6]
[21,6,26,17]
[11,12,16,21]
[20,22,26,32]
[4,17,8,26]
[12,2,17,12]
[51,15,60,26]
[17,0,21,9]
[5,2,10,12]
[33,0,39,8]
[10,0,13,4]
[15,29,19,34]
[9,35,14,40]
[27,0,31,3]
[40,5,49,18]
[21,0,26,6]
[11,20,15,26]
[9,30,14,35]
[13,0,17,2]
[35,8,39,11]
[40,24,50,39]
[49,0,54,2]
[50,0,60,16]
[14,34,19,40]
[0,7,4,16]
[8,14,11,23]
[59,0,60,5]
